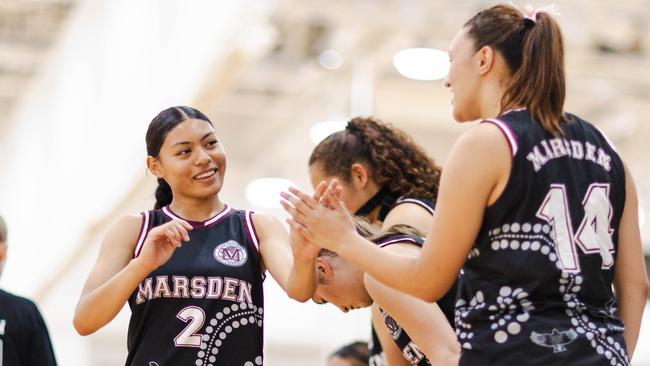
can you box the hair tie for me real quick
[523,3,560,23]
[345,120,360,135]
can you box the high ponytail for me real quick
[465,4,566,135]
[146,106,213,209]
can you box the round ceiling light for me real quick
[246,177,296,209]
[393,48,449,81]
[309,120,347,144]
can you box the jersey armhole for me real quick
[593,124,620,153]
[244,210,265,281]
[377,236,420,248]
[393,197,435,216]
[244,211,260,253]
[482,118,518,157]
[133,211,150,258]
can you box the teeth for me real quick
[195,169,217,179]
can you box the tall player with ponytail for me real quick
[283,4,648,365]
[74,106,318,365]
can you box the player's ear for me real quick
[350,163,370,189]
[315,257,334,283]
[147,156,164,178]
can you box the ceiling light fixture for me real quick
[393,48,449,81]
[309,120,347,144]
[246,177,296,209]
[319,49,343,70]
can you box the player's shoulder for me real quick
[0,289,39,313]
[247,211,281,227]
[107,214,145,236]
[99,213,149,255]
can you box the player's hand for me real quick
[280,181,356,253]
[287,217,321,262]
[136,219,193,273]
[313,180,342,209]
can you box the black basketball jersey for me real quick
[0,289,57,366]
[126,204,265,366]
[368,196,458,365]
[375,233,432,366]
[456,110,628,365]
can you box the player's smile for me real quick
[193,167,219,181]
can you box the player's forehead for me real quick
[163,119,216,145]
[449,28,473,56]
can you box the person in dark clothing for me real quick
[0,215,57,366]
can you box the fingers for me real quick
[286,218,313,242]
[280,195,306,223]
[163,227,182,247]
[323,185,344,210]
[333,182,343,199]
[280,191,316,221]
[287,187,320,210]
[175,219,193,232]
[155,220,192,248]
[171,220,191,242]
[313,181,328,202]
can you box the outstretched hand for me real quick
[286,181,333,261]
[280,180,356,253]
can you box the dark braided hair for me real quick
[146,106,213,209]
[309,117,442,201]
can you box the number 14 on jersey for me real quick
[536,183,615,273]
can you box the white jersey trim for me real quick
[245,210,260,252]
[162,206,181,221]
[394,197,435,215]
[484,118,519,157]
[378,237,420,248]
[162,204,233,227]
[134,210,150,258]
[204,205,233,227]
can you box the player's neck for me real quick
[169,196,225,222]
[478,78,506,120]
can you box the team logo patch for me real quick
[214,240,248,267]
[530,328,578,353]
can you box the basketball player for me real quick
[73,106,318,365]
[304,219,458,365]
[0,215,57,365]
[306,117,458,365]
[282,4,648,365]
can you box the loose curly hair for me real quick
[309,117,441,201]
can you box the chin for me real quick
[452,108,478,123]
[199,183,223,199]
[452,110,467,123]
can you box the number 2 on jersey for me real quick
[536,183,614,273]
[174,306,205,347]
